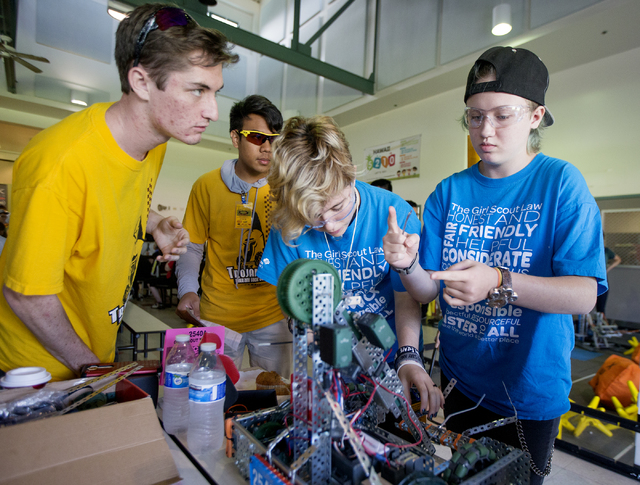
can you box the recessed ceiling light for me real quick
[71,89,88,106]
[107,1,134,21]
[207,12,238,28]
[492,4,512,36]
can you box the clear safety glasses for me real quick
[310,185,356,230]
[464,105,531,129]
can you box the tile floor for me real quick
[123,298,638,484]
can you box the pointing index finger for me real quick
[387,206,401,233]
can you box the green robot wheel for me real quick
[276,259,342,323]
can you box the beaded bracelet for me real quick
[494,266,503,286]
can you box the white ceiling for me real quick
[1,0,640,155]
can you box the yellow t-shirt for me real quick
[0,102,165,380]
[183,167,282,332]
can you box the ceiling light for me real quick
[107,1,134,21]
[70,90,88,107]
[492,3,512,36]
[206,12,238,28]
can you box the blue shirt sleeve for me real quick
[257,227,298,286]
[552,166,608,295]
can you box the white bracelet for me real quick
[396,360,427,373]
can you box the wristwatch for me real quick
[486,266,518,308]
[391,254,419,275]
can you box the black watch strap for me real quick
[391,254,419,275]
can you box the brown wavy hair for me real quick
[115,3,238,94]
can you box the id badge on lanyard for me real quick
[235,203,253,229]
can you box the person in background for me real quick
[371,178,393,192]
[257,116,443,414]
[595,235,621,317]
[0,205,7,255]
[175,95,291,377]
[132,251,169,309]
[383,46,606,484]
[0,222,6,256]
[0,205,9,228]
[0,3,238,380]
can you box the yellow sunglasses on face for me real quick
[237,130,280,146]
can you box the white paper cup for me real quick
[1,367,52,389]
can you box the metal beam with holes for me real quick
[118,0,375,95]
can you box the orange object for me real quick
[589,355,640,409]
[632,345,640,365]
[225,417,235,458]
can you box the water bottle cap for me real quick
[200,342,217,352]
[175,334,190,343]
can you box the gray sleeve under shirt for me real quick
[175,242,204,299]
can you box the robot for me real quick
[231,259,529,485]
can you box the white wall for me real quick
[543,46,640,197]
[151,141,233,221]
[0,161,13,185]
[344,87,466,208]
[344,45,640,204]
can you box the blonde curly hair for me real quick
[268,116,356,245]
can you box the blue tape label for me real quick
[189,381,226,403]
[164,371,189,389]
[250,455,288,485]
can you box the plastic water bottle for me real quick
[163,334,196,435]
[187,342,226,454]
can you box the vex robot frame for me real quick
[231,259,530,485]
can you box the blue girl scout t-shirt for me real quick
[420,154,607,420]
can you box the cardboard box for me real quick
[0,379,180,485]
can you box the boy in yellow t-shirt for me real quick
[0,4,238,380]
[176,95,291,378]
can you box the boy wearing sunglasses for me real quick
[256,116,443,410]
[175,95,292,377]
[0,3,237,380]
[383,47,606,484]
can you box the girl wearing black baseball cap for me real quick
[385,47,607,484]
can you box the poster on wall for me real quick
[361,134,421,183]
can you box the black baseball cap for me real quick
[464,46,554,126]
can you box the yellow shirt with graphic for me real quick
[0,102,165,380]
[183,168,282,332]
